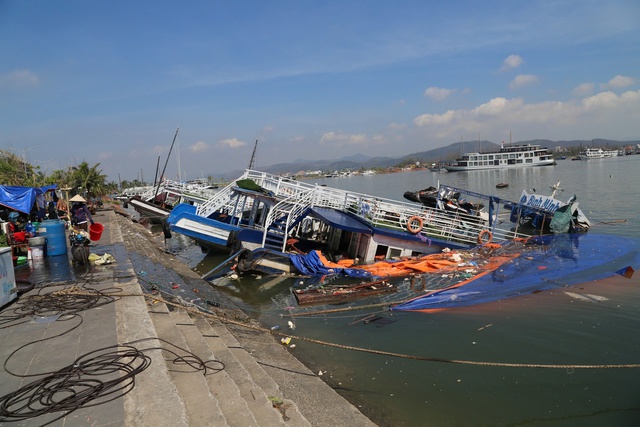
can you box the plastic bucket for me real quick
[28,236,46,246]
[38,220,67,257]
[89,222,104,241]
[31,246,44,259]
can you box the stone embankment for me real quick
[0,208,376,426]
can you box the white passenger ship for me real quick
[444,143,555,171]
[582,148,620,159]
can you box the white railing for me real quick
[192,169,531,247]
[262,188,316,250]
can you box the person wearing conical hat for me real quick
[70,195,94,231]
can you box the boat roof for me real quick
[308,207,373,235]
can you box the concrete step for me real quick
[170,308,263,427]
[201,317,311,427]
[148,303,229,427]
[191,314,304,426]
[116,276,190,427]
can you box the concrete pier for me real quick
[0,208,377,426]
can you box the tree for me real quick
[0,149,39,185]
[70,161,109,198]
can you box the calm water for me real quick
[180,156,640,426]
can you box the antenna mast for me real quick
[248,138,258,169]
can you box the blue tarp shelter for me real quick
[0,185,57,214]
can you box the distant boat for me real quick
[495,183,509,189]
[445,143,555,171]
[428,163,447,172]
[582,148,620,159]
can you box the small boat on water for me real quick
[495,182,509,189]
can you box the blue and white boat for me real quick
[167,170,589,275]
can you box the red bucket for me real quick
[89,222,104,241]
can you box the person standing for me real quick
[69,195,94,231]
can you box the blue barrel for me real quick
[38,220,68,257]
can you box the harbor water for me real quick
[174,155,640,426]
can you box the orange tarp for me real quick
[316,250,517,278]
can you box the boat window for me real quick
[375,245,389,258]
[388,248,402,259]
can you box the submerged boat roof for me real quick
[308,207,373,235]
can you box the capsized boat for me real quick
[403,180,589,235]
[128,179,217,224]
[169,171,590,278]
[280,233,639,313]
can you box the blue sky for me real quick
[1,1,639,183]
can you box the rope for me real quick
[0,338,224,424]
[0,278,225,425]
[58,287,640,370]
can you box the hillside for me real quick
[219,138,638,179]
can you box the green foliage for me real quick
[0,149,39,185]
[0,151,117,196]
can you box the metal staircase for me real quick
[262,190,314,251]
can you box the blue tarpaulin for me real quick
[392,233,640,311]
[290,250,373,278]
[0,185,57,214]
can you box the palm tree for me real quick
[70,162,109,198]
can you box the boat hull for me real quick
[445,160,555,171]
[127,197,171,224]
[167,203,241,252]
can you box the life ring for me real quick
[407,216,423,234]
[477,230,493,245]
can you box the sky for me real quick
[1,1,639,183]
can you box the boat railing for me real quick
[195,169,533,247]
[262,188,316,251]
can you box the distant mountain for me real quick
[217,138,638,180]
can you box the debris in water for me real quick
[616,266,634,279]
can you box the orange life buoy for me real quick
[407,216,423,234]
[477,230,493,245]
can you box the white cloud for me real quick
[413,90,640,140]
[424,86,455,101]
[388,122,406,130]
[602,75,637,89]
[500,54,523,71]
[218,138,246,148]
[582,90,640,111]
[572,82,595,96]
[0,69,39,88]
[509,74,538,90]
[189,141,209,152]
[320,132,368,146]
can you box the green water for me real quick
[180,156,640,426]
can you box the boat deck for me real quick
[193,170,533,250]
